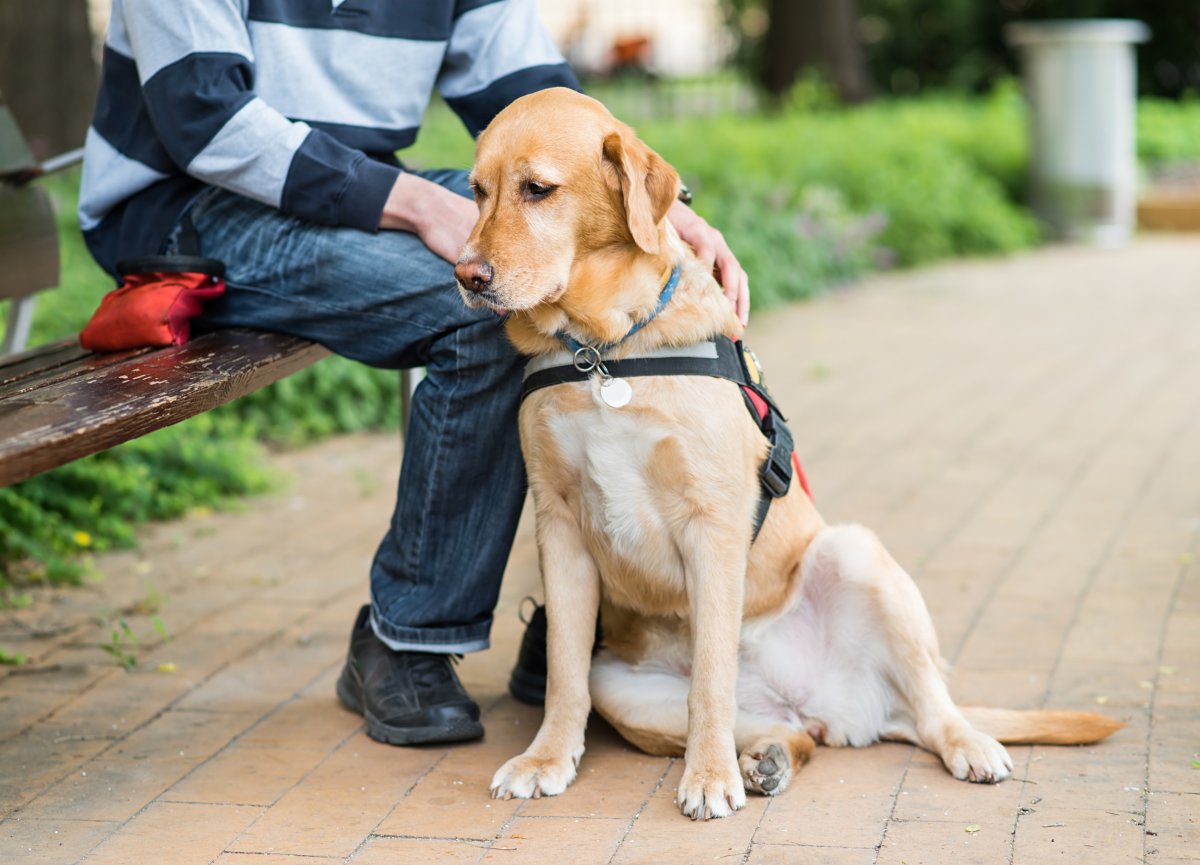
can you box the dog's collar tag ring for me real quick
[573,345,602,373]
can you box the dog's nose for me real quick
[455,257,494,293]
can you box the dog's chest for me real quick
[548,403,676,564]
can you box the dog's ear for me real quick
[602,127,679,255]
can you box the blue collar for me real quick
[556,266,681,357]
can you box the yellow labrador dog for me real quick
[455,88,1120,820]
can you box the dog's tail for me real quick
[962,707,1123,745]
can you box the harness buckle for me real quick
[759,412,794,499]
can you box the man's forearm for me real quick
[380,173,480,265]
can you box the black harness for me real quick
[520,335,802,541]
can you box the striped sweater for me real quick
[79,0,578,275]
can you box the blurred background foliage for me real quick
[725,0,1200,102]
[2,0,1200,590]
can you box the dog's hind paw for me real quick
[677,759,747,820]
[939,729,1013,784]
[491,751,578,800]
[739,741,792,796]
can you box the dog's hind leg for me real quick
[805,525,1013,783]
[590,653,814,798]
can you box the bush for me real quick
[629,85,1038,281]
[1138,96,1200,165]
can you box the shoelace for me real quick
[408,652,463,689]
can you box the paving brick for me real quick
[516,720,669,820]
[1148,731,1200,796]
[1019,741,1149,815]
[479,815,628,865]
[234,697,361,751]
[173,632,344,714]
[1145,792,1200,860]
[0,730,113,815]
[748,844,879,865]
[0,676,100,740]
[755,743,911,849]
[228,732,436,858]
[877,817,1012,865]
[374,700,547,840]
[609,760,768,865]
[0,817,118,864]
[891,750,1025,824]
[1011,805,1145,864]
[42,632,269,739]
[161,747,327,807]
[16,756,196,823]
[352,835,485,865]
[106,709,257,764]
[211,854,340,865]
[80,802,261,864]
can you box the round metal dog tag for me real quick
[599,377,632,408]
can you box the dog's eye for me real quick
[469,183,487,200]
[524,180,556,200]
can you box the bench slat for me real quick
[0,329,328,487]
[0,340,144,395]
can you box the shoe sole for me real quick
[337,673,484,746]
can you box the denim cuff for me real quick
[370,607,491,654]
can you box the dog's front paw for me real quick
[939,729,1013,784]
[739,741,793,796]
[491,750,579,800]
[677,758,747,820]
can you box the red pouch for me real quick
[80,255,226,352]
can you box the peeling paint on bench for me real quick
[0,329,328,487]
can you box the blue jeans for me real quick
[175,169,525,653]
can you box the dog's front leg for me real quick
[677,526,748,820]
[491,496,599,800]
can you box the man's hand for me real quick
[380,173,479,264]
[667,200,749,325]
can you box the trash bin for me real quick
[1006,19,1150,247]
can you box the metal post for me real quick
[2,295,36,355]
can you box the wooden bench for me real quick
[0,91,329,488]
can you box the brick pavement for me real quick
[2,236,1198,864]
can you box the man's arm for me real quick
[121,0,399,231]
[385,0,581,263]
[667,201,750,325]
[435,0,580,137]
[379,173,480,265]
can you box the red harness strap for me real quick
[741,385,812,500]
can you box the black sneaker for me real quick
[507,598,603,706]
[336,605,484,745]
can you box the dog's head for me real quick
[455,88,679,313]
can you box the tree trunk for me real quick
[0,0,99,158]
[760,0,873,104]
